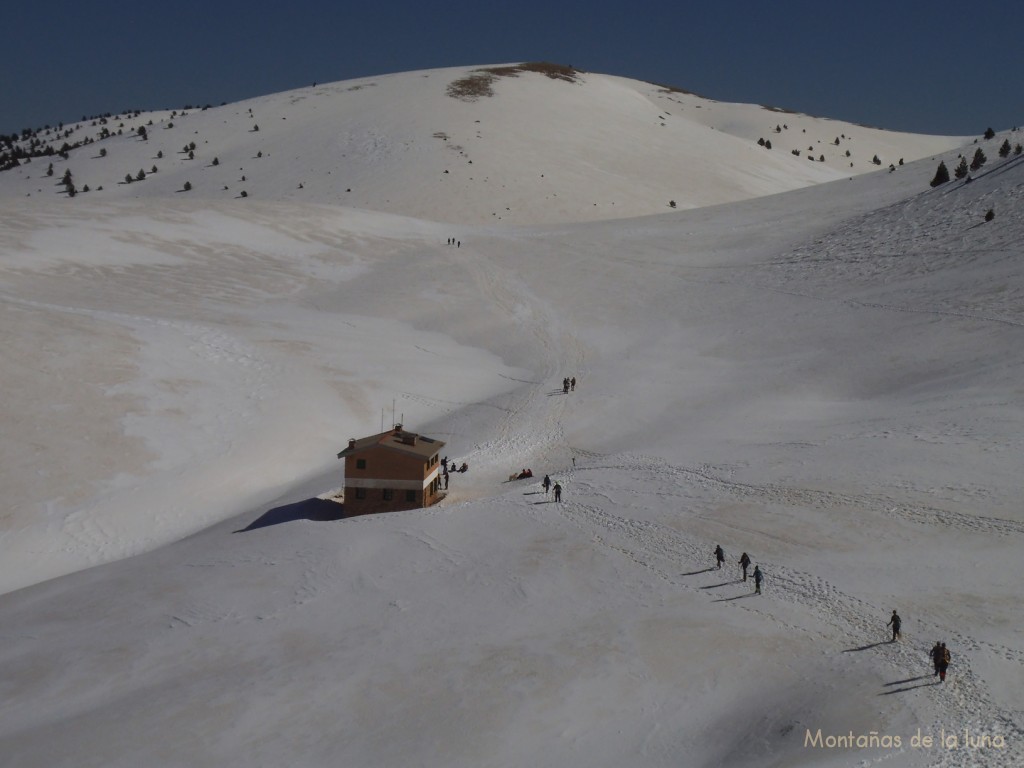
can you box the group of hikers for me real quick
[541,473,562,502]
[439,456,469,490]
[714,545,763,594]
[710,553,955,682]
[561,376,576,394]
[888,611,952,682]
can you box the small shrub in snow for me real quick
[1015,144,1023,155]
[136,169,145,181]
[183,181,192,191]
[998,139,1011,158]
[954,157,969,179]
[984,127,996,140]
[970,147,987,171]
[985,209,995,222]
[872,155,881,165]
[764,140,772,149]
[212,157,219,166]
[124,173,133,184]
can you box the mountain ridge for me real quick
[0,63,970,225]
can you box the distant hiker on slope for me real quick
[714,545,725,570]
[753,565,763,594]
[739,552,751,581]
[887,610,902,642]
[938,643,950,682]
[930,641,943,677]
[553,483,562,502]
[570,376,576,391]
[542,474,551,495]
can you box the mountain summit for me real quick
[0,63,967,225]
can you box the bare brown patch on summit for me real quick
[447,62,582,101]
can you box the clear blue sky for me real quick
[2,0,1019,137]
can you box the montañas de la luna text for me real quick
[804,728,1006,750]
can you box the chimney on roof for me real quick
[348,438,356,449]
[401,433,417,446]
[393,423,403,434]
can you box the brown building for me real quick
[336,425,446,515]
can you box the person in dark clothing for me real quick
[887,610,902,642]
[553,483,562,502]
[563,378,570,394]
[938,643,950,682]
[714,545,725,569]
[570,377,576,391]
[738,552,751,581]
[443,470,449,490]
[542,474,551,494]
[753,565,763,594]
[930,642,943,677]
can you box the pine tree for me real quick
[970,147,987,171]
[929,161,950,187]
[984,127,996,140]
[954,157,969,179]
[998,139,1011,158]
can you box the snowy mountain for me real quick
[1,63,967,225]
[1,64,1023,767]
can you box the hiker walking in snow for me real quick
[570,376,576,391]
[714,545,725,570]
[542,474,551,494]
[553,482,562,502]
[563,377,570,394]
[938,643,950,682]
[887,610,902,642]
[930,641,943,677]
[753,565,763,594]
[738,552,751,581]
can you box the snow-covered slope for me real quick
[1,63,1022,767]
[0,64,968,225]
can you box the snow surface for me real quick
[1,64,1022,767]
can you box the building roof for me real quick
[337,425,445,461]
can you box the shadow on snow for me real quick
[234,497,351,532]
